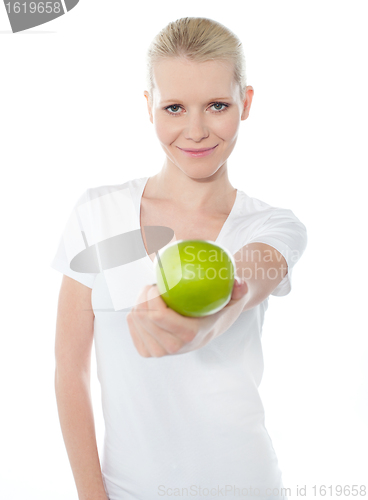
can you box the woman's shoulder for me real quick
[234,188,302,226]
[86,176,147,201]
[236,188,275,217]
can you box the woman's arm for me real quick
[54,275,109,500]
[126,242,287,357]
[205,242,288,341]
[234,241,288,312]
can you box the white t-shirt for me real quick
[51,176,307,500]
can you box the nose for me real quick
[183,111,210,142]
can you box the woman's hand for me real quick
[126,277,248,357]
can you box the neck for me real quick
[146,159,236,213]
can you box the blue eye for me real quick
[211,103,228,112]
[164,102,229,116]
[166,104,181,114]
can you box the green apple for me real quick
[153,239,236,317]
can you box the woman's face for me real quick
[144,57,254,179]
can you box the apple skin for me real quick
[153,239,236,317]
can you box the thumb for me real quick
[231,276,249,300]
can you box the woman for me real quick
[52,17,307,500]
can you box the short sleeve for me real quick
[50,189,99,289]
[246,208,308,297]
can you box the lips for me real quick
[178,145,218,158]
[179,145,217,152]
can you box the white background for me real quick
[1,1,367,499]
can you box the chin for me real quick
[179,165,222,180]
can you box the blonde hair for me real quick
[145,17,247,105]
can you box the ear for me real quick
[241,86,254,121]
[144,91,153,124]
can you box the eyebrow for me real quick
[160,97,232,104]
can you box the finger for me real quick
[128,285,173,357]
[231,277,248,300]
[146,286,198,343]
[221,278,249,310]
[126,312,151,357]
[129,307,176,357]
[145,284,164,308]
[132,307,184,355]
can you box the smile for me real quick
[177,145,218,158]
